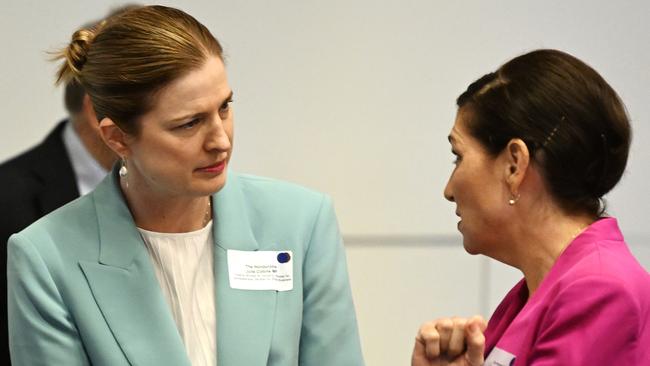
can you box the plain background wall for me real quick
[2,1,649,365]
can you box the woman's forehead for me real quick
[149,57,230,116]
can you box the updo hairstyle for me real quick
[54,5,224,134]
[456,49,631,217]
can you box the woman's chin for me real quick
[461,238,482,255]
[194,173,228,196]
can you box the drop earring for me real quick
[119,158,128,177]
[119,158,129,188]
[508,193,520,206]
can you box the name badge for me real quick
[484,346,516,366]
[227,250,293,291]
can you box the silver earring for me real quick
[119,158,128,178]
[508,193,520,206]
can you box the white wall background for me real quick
[2,1,649,365]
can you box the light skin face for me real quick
[443,108,514,257]
[124,56,233,198]
[100,55,233,231]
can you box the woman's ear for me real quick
[98,117,132,158]
[503,138,530,194]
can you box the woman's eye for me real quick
[219,99,233,114]
[180,119,200,129]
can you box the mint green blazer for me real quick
[8,170,364,366]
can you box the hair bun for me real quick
[55,25,101,84]
[68,29,95,70]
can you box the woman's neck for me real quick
[120,177,212,233]
[510,210,595,298]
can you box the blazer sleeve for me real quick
[298,195,365,366]
[7,233,90,366]
[528,276,642,365]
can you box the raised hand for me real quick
[411,315,487,366]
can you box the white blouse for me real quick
[138,221,216,366]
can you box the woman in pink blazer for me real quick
[412,49,650,365]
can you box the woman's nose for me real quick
[443,179,455,202]
[205,118,231,151]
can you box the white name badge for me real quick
[484,346,516,366]
[227,250,293,291]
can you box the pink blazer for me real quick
[483,218,650,366]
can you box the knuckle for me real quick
[418,322,437,335]
[422,330,440,342]
[453,317,468,328]
[436,318,453,331]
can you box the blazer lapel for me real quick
[212,173,277,365]
[79,171,190,366]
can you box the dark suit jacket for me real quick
[0,120,80,365]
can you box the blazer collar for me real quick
[88,168,275,366]
[212,172,276,365]
[211,172,260,251]
[93,167,145,269]
[83,167,190,365]
[93,168,262,268]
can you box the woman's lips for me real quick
[197,160,226,174]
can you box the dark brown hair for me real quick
[54,5,223,134]
[457,49,631,217]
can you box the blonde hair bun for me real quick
[55,23,103,84]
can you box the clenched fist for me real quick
[411,315,487,366]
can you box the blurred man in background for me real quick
[0,6,137,362]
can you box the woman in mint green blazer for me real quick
[7,5,363,366]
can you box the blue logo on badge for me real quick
[277,252,291,263]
